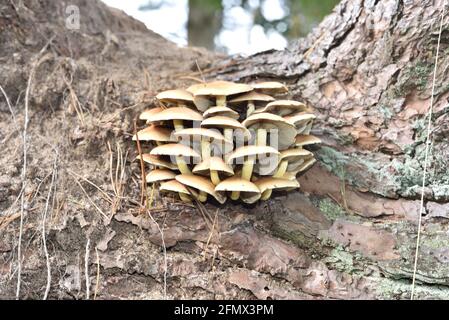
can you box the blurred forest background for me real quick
[102,0,339,54]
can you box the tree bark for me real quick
[0,0,448,300]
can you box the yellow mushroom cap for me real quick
[160,179,190,195]
[174,128,231,144]
[136,154,178,170]
[145,107,203,123]
[139,107,163,120]
[291,157,317,173]
[228,91,275,103]
[145,169,176,183]
[254,100,308,116]
[132,125,175,142]
[201,116,251,140]
[156,89,194,103]
[250,81,288,94]
[294,135,322,147]
[242,112,296,150]
[150,143,201,158]
[193,156,234,175]
[215,176,261,204]
[187,81,253,97]
[227,145,280,160]
[284,113,316,134]
[255,177,300,194]
[279,148,313,161]
[203,106,239,120]
[175,174,226,204]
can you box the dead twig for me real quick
[16,40,53,299]
[85,238,90,300]
[42,150,58,300]
[94,247,100,300]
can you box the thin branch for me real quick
[42,150,58,300]
[85,238,91,300]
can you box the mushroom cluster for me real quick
[134,81,320,204]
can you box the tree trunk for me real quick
[0,0,448,300]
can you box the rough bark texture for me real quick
[0,0,448,300]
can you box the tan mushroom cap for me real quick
[145,107,203,123]
[227,145,280,163]
[254,100,308,116]
[160,179,190,195]
[255,177,300,194]
[145,169,176,183]
[242,113,296,150]
[136,154,178,170]
[187,81,253,97]
[175,174,226,204]
[139,107,162,120]
[132,125,175,142]
[215,176,261,204]
[294,134,322,147]
[193,156,234,175]
[279,148,313,171]
[285,113,316,134]
[291,157,317,173]
[203,106,239,119]
[201,116,251,140]
[279,148,313,161]
[150,143,201,158]
[174,127,232,145]
[251,81,288,94]
[156,89,194,104]
[228,91,274,103]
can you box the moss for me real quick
[378,105,394,120]
[318,198,346,221]
[393,61,433,97]
[316,146,348,181]
[376,277,449,300]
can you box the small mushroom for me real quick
[228,91,274,117]
[226,145,280,200]
[201,116,251,162]
[187,81,253,110]
[284,112,316,134]
[261,148,311,199]
[215,176,261,204]
[254,100,308,116]
[294,134,322,148]
[193,156,234,185]
[173,127,232,161]
[160,179,193,203]
[145,169,177,184]
[242,112,296,150]
[136,154,178,170]
[132,125,175,145]
[256,177,300,201]
[289,157,317,175]
[175,174,226,203]
[139,107,163,121]
[203,106,239,120]
[150,143,200,175]
[156,89,194,107]
[250,81,288,95]
[145,106,203,131]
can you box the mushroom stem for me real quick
[256,128,267,146]
[261,160,288,200]
[198,192,208,202]
[231,156,254,200]
[274,160,288,177]
[175,156,191,174]
[173,119,184,131]
[179,193,191,203]
[156,141,163,146]
[216,95,226,106]
[246,101,255,117]
[210,170,221,185]
[201,138,211,160]
[223,128,233,163]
